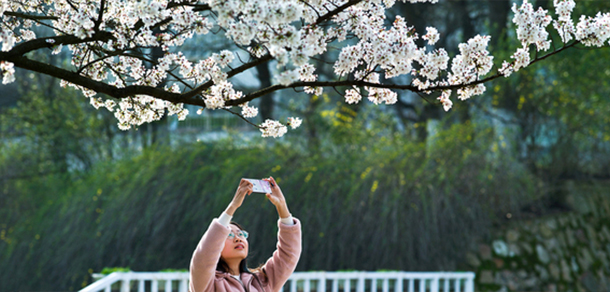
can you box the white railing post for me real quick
[406,275,414,292]
[318,272,327,292]
[394,274,402,292]
[138,279,145,292]
[357,273,365,292]
[332,278,339,292]
[165,279,173,292]
[290,277,297,292]
[152,279,159,292]
[465,274,474,292]
[180,279,188,292]
[120,274,130,292]
[431,276,439,292]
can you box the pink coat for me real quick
[189,218,302,292]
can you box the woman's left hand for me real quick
[263,177,290,218]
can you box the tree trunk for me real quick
[149,44,167,146]
[256,62,274,122]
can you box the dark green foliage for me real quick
[484,0,610,181]
[0,119,539,291]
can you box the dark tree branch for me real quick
[3,38,586,117]
[3,11,59,21]
[65,0,80,12]
[312,0,364,26]
[7,56,204,106]
[301,1,322,20]
[182,54,274,99]
[95,0,107,31]
[227,80,416,106]
[421,41,581,92]
[227,41,583,106]
[167,1,211,11]
[1,32,114,59]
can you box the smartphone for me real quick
[243,178,272,194]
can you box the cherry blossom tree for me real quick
[0,0,608,137]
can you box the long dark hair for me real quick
[216,222,267,283]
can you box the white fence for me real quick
[80,271,475,292]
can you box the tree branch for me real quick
[226,80,417,106]
[94,0,107,31]
[227,41,583,106]
[1,32,114,59]
[420,41,581,92]
[182,54,274,99]
[3,11,59,21]
[312,0,364,26]
[223,108,263,128]
[7,55,205,106]
[167,1,211,11]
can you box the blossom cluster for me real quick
[1,61,15,84]
[0,0,609,136]
[260,119,288,138]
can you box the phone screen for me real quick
[243,178,272,193]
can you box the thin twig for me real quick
[222,108,263,128]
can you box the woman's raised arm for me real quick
[263,177,291,220]
[189,179,253,292]
[259,177,302,292]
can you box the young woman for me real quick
[189,177,301,292]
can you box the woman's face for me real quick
[221,224,249,261]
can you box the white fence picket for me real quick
[165,280,172,292]
[357,275,365,292]
[394,275,402,292]
[318,275,326,292]
[152,279,158,292]
[180,279,188,292]
[407,277,414,292]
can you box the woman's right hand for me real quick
[225,179,253,216]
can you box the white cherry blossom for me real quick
[345,88,362,104]
[287,117,302,129]
[1,61,15,84]
[423,27,440,46]
[438,90,452,111]
[240,103,259,118]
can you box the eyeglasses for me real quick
[228,230,249,239]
